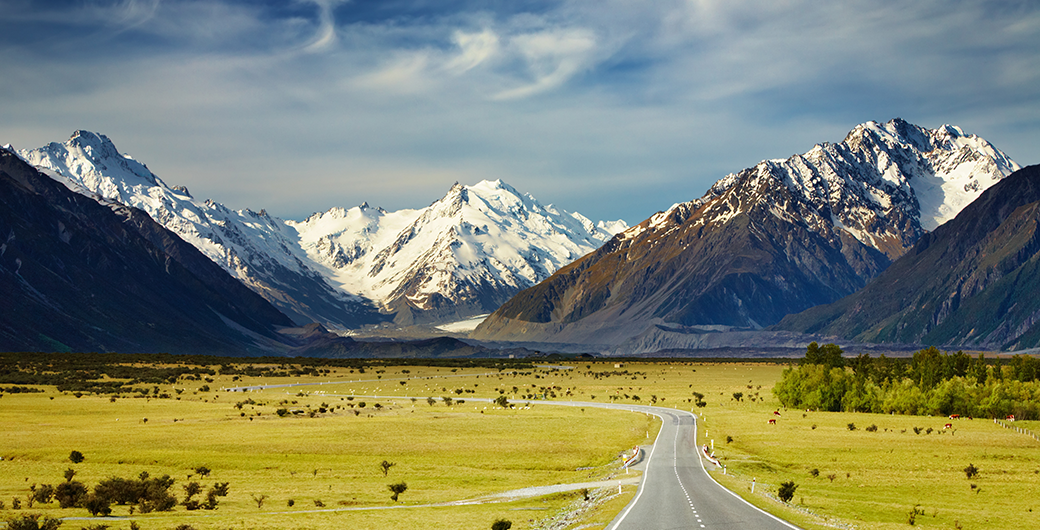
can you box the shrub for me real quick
[964,463,979,479]
[82,494,112,516]
[54,481,87,508]
[287,499,295,507]
[726,435,733,444]
[251,494,268,509]
[276,408,289,417]
[777,481,798,503]
[388,482,408,502]
[866,424,878,432]
[492,520,513,530]
[847,423,857,431]
[4,514,63,530]
[380,460,396,477]
[29,484,54,506]
[809,468,819,478]
[69,451,84,464]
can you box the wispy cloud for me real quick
[0,0,1037,225]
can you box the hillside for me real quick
[776,165,1040,350]
[0,147,296,355]
[473,119,1020,348]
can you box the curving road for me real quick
[229,383,799,529]
[604,405,799,530]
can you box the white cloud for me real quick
[493,28,598,100]
[445,29,500,73]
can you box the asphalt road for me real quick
[605,405,800,530]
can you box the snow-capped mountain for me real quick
[474,119,1021,348]
[15,131,625,328]
[289,180,626,324]
[17,131,382,329]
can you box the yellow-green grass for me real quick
[4,360,1039,530]
[0,366,654,529]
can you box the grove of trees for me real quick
[774,343,1040,419]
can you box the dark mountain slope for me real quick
[472,120,1019,347]
[0,148,295,355]
[776,165,1040,350]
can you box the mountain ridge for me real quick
[472,119,1021,348]
[15,131,625,329]
[775,164,1040,350]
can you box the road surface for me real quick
[606,405,799,530]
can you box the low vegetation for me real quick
[1,351,1037,529]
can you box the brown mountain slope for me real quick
[775,165,1040,350]
[472,120,1018,347]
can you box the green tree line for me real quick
[774,343,1040,419]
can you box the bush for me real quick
[964,463,979,479]
[865,424,878,432]
[29,484,54,506]
[388,482,408,502]
[54,481,87,508]
[69,451,84,464]
[492,520,513,530]
[82,494,112,516]
[809,468,819,478]
[4,514,63,530]
[777,481,798,503]
[847,423,857,431]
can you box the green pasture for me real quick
[2,359,1038,529]
[0,364,653,530]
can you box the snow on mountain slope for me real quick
[16,131,381,329]
[288,179,627,323]
[474,118,1021,347]
[16,131,625,327]
[629,119,1020,259]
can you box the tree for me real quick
[491,519,513,530]
[494,395,509,408]
[777,481,798,503]
[388,482,408,502]
[4,514,63,530]
[427,396,436,406]
[251,494,268,509]
[68,451,84,464]
[802,342,844,369]
[380,460,396,477]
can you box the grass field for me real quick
[2,360,1039,529]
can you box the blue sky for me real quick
[1,0,1038,225]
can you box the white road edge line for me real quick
[606,407,667,530]
[692,412,803,530]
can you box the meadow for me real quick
[1,358,1038,529]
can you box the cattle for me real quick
[773,410,782,416]
[949,414,960,419]
[1007,414,1016,422]
[768,418,777,425]
[944,423,953,430]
